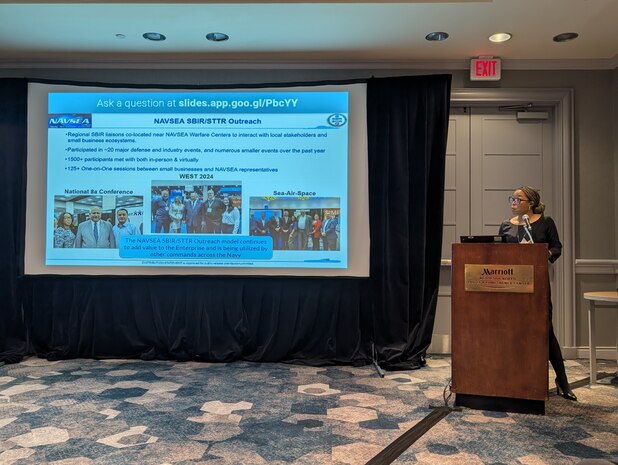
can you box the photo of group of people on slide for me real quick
[53,195,144,248]
[52,188,340,252]
[151,183,242,234]
[249,198,340,251]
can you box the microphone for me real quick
[521,214,534,243]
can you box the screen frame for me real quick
[25,81,370,277]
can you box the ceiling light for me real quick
[206,32,229,42]
[553,32,579,42]
[425,32,449,42]
[488,32,512,43]
[115,34,126,39]
[143,32,166,41]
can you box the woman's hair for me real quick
[225,196,235,212]
[174,195,182,204]
[57,211,73,229]
[517,186,545,214]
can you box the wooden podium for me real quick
[451,243,549,414]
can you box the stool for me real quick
[584,291,618,385]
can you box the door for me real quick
[432,107,554,354]
[470,109,554,234]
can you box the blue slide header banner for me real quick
[49,92,349,114]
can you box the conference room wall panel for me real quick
[497,70,615,260]
[613,66,618,261]
[481,118,544,155]
[575,274,618,354]
[444,155,457,193]
[481,156,544,196]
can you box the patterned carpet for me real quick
[0,356,616,465]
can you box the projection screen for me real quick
[25,82,369,276]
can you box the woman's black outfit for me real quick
[499,215,577,400]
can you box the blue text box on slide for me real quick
[119,235,272,260]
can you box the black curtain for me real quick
[0,79,28,364]
[0,75,451,369]
[21,276,370,364]
[367,75,451,369]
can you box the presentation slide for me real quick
[26,83,370,276]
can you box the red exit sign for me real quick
[470,57,501,81]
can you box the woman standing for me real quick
[169,195,185,233]
[499,186,577,401]
[311,213,322,251]
[221,196,240,234]
[287,214,298,250]
[54,211,76,248]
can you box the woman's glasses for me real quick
[508,196,529,205]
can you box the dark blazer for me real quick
[184,199,204,229]
[280,215,291,233]
[267,215,282,235]
[253,217,268,236]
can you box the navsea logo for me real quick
[48,114,92,128]
[327,113,347,127]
